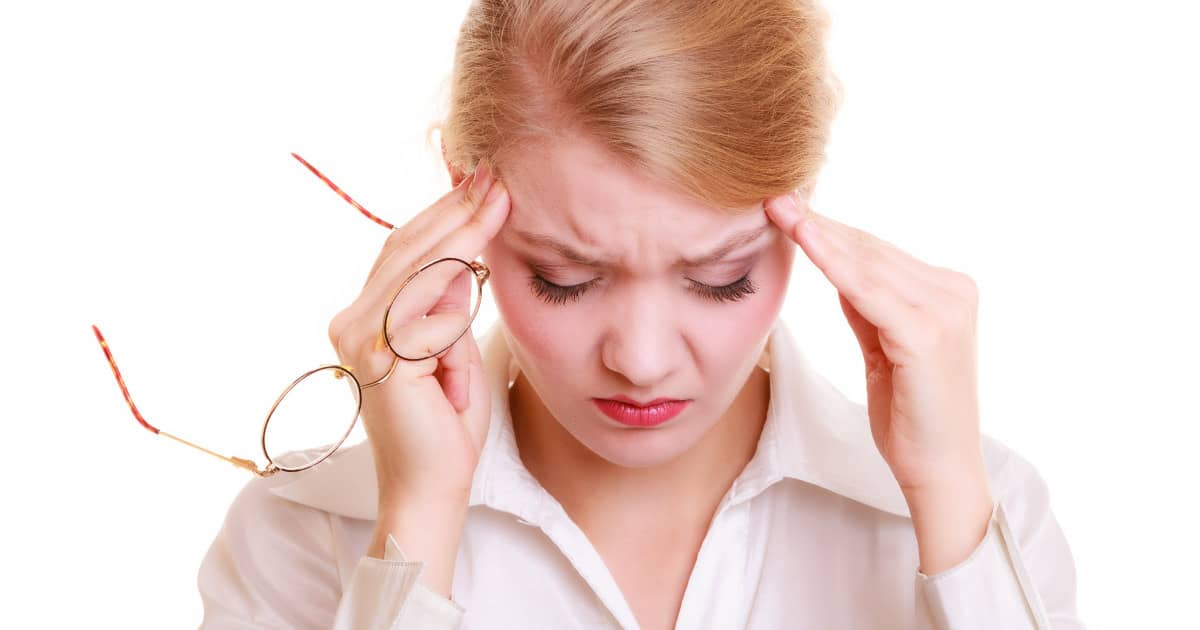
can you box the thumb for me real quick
[462,331,491,449]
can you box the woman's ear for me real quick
[442,137,469,188]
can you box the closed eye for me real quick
[528,273,758,306]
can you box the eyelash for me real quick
[528,272,758,306]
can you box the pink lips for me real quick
[593,395,691,427]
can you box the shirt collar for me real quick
[268,316,911,522]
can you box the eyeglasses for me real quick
[91,153,490,477]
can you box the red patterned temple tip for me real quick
[91,324,161,435]
[289,152,395,230]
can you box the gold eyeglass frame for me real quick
[91,152,491,478]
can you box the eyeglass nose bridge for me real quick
[354,356,401,391]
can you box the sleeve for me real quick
[197,476,465,630]
[334,534,466,629]
[913,450,1086,630]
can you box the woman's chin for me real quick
[580,421,703,469]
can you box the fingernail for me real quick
[482,178,507,207]
[457,169,476,190]
[468,157,491,198]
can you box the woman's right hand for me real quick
[326,157,510,506]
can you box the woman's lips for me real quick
[592,397,691,427]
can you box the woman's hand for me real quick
[325,158,510,591]
[329,158,510,500]
[764,190,994,574]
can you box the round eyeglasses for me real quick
[92,153,490,477]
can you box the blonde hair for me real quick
[428,0,843,212]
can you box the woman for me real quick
[198,1,1083,628]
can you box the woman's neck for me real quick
[508,366,771,530]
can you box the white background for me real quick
[2,1,1196,627]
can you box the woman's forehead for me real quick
[503,218,776,272]
[498,189,774,271]
[498,132,756,216]
[498,143,760,229]
[493,134,770,267]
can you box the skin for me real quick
[763,193,994,577]
[476,133,793,525]
[369,128,993,624]
[470,133,794,627]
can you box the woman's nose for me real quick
[599,292,681,389]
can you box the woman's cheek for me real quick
[481,247,571,362]
[483,260,535,337]
[720,245,793,347]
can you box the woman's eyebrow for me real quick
[511,224,772,269]
[680,224,772,266]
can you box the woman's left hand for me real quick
[764,189,995,573]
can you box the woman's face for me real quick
[476,132,796,468]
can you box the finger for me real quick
[837,288,904,413]
[768,193,923,299]
[361,159,495,293]
[437,330,472,414]
[809,212,928,283]
[369,158,496,281]
[762,191,813,246]
[816,214,980,322]
[366,176,508,325]
[348,265,472,366]
[357,160,499,313]
[372,252,481,386]
[839,290,882,359]
[420,178,509,275]
[430,269,474,414]
[348,172,501,388]
[460,332,491,447]
[765,192,927,284]
[465,322,484,376]
[362,169,478,289]
[386,306,470,356]
[810,210,980,313]
[765,195,926,336]
[335,310,448,385]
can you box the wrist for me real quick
[902,468,995,575]
[378,481,472,511]
[368,491,471,599]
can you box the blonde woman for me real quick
[197,1,1083,628]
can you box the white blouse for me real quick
[196,317,1085,629]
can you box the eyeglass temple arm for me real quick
[290,152,397,230]
[92,154,392,477]
[90,324,275,478]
